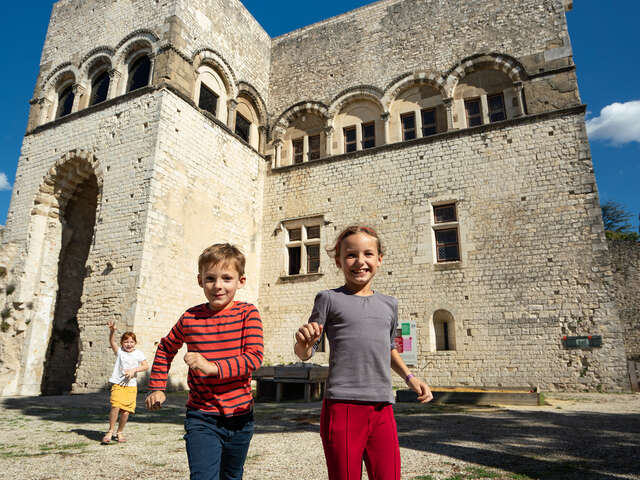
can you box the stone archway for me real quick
[40,174,98,395]
[15,150,103,396]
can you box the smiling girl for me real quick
[102,321,148,444]
[294,225,432,480]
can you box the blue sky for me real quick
[0,1,638,231]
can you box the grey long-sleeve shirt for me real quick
[310,287,398,403]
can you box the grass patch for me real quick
[412,476,436,480]
[465,466,496,478]
[443,475,464,480]
[509,474,536,480]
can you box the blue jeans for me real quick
[184,409,254,480]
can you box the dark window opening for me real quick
[465,98,482,127]
[362,122,375,149]
[288,246,301,275]
[307,244,320,273]
[344,126,357,152]
[293,139,304,164]
[421,108,437,137]
[308,135,321,160]
[442,322,450,350]
[89,72,110,106]
[127,55,151,93]
[288,227,301,241]
[435,228,460,262]
[235,113,251,142]
[434,204,457,223]
[198,84,218,116]
[306,225,320,239]
[401,112,416,140]
[56,86,75,119]
[488,93,506,123]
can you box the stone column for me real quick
[443,98,454,131]
[273,139,283,169]
[107,69,122,100]
[381,112,390,145]
[227,99,238,131]
[72,84,86,112]
[415,109,424,139]
[513,81,525,118]
[324,126,334,157]
[258,126,267,154]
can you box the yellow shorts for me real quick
[110,384,137,413]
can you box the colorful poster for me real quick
[398,321,417,365]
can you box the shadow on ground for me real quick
[3,394,638,480]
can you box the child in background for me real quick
[103,322,148,444]
[294,225,433,480]
[145,243,263,480]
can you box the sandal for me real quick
[114,433,127,443]
[101,431,114,444]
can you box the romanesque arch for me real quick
[271,102,329,167]
[19,150,103,395]
[328,87,384,154]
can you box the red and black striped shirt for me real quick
[148,301,263,416]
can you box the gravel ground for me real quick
[1,392,639,480]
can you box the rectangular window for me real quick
[488,93,506,123]
[308,135,321,161]
[421,108,437,137]
[235,113,251,142]
[401,112,416,141]
[293,138,304,164]
[362,122,375,149]
[433,203,460,263]
[465,98,483,127]
[344,126,357,153]
[198,84,218,116]
[435,229,460,262]
[288,246,301,275]
[284,219,323,276]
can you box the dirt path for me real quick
[1,392,638,480]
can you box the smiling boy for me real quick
[145,243,263,480]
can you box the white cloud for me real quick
[0,173,11,191]
[586,100,640,145]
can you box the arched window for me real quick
[56,85,75,119]
[389,84,445,143]
[333,99,382,154]
[127,55,151,93]
[433,310,456,351]
[453,69,515,128]
[195,65,229,123]
[282,112,325,166]
[234,95,262,149]
[89,71,110,106]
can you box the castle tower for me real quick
[2,0,270,395]
[1,0,630,396]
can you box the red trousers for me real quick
[320,399,401,480]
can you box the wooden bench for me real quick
[254,365,329,402]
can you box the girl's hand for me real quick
[408,377,433,403]
[123,368,137,381]
[184,352,218,376]
[107,321,116,334]
[295,322,323,348]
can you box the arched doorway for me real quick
[41,174,98,395]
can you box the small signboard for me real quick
[562,335,603,349]
[394,320,417,365]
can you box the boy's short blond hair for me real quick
[198,243,246,277]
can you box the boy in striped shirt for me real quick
[145,243,263,480]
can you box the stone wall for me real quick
[269,0,577,120]
[608,239,640,361]
[258,109,629,392]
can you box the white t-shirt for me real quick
[109,348,146,387]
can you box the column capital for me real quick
[227,98,239,110]
[108,69,122,80]
[323,126,334,136]
[381,111,391,121]
[72,83,86,95]
[442,97,454,107]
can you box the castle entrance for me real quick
[41,174,98,395]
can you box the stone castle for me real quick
[0,0,634,396]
